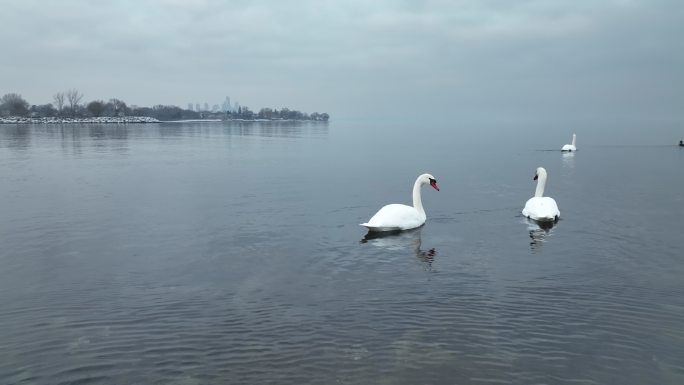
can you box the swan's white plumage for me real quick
[361,204,425,231]
[522,167,560,222]
[561,134,577,152]
[523,197,560,222]
[361,173,439,232]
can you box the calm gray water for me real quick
[1,120,683,385]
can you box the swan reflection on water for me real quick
[561,151,575,168]
[361,228,437,267]
[526,218,557,253]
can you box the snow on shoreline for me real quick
[163,119,222,123]
[0,116,160,124]
[0,117,329,124]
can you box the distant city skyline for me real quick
[188,96,239,113]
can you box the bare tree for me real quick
[87,100,105,117]
[0,93,30,117]
[53,92,65,116]
[108,98,128,116]
[66,89,83,116]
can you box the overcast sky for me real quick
[1,0,682,120]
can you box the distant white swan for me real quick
[522,167,560,222]
[361,173,439,232]
[561,134,577,152]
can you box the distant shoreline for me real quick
[164,118,328,123]
[0,116,160,124]
[0,117,329,124]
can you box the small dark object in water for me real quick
[680,140,684,147]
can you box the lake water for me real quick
[1,120,683,384]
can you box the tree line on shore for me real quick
[0,91,329,122]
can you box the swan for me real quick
[522,167,560,222]
[561,134,577,152]
[361,173,439,232]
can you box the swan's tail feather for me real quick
[361,224,403,232]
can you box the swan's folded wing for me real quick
[363,204,424,230]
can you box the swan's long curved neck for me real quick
[571,134,576,147]
[535,174,547,197]
[412,178,426,217]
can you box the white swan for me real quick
[561,134,577,152]
[522,167,560,222]
[361,173,439,232]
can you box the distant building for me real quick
[187,103,193,111]
[234,102,239,112]
[222,96,231,112]
[195,103,200,112]
[204,103,209,112]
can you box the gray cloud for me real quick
[1,0,682,120]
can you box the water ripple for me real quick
[2,124,684,384]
